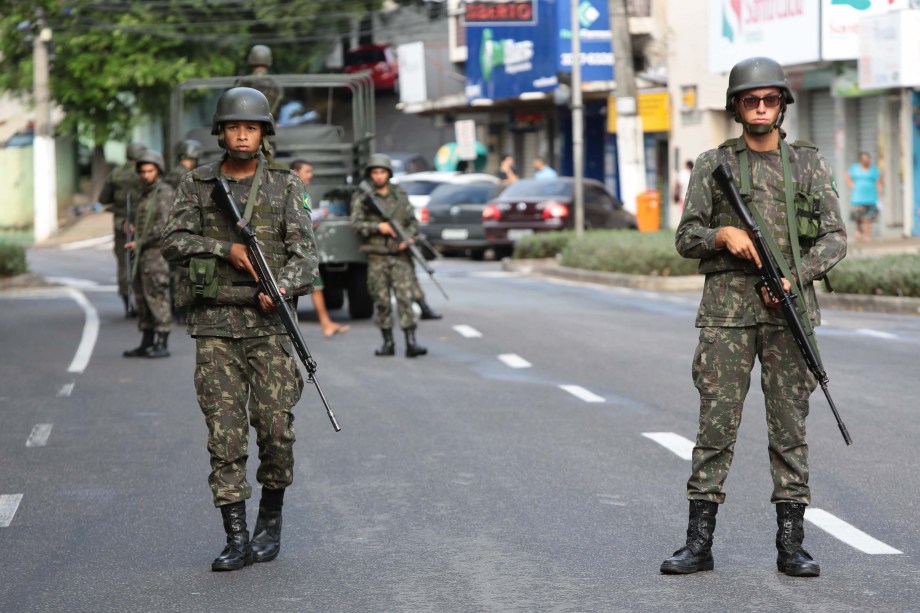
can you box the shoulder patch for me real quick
[830,176,839,198]
[303,193,312,211]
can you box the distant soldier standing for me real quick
[236,44,282,114]
[99,141,147,317]
[661,57,846,577]
[161,87,318,571]
[123,151,174,358]
[351,154,428,357]
[165,139,204,189]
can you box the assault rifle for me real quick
[211,178,341,432]
[711,162,851,445]
[124,192,136,313]
[359,183,449,300]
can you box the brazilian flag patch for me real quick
[830,176,839,198]
[303,193,312,211]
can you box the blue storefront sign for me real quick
[557,0,614,84]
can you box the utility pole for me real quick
[32,8,58,242]
[609,0,645,215]
[571,0,585,239]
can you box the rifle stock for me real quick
[711,162,851,446]
[211,179,341,432]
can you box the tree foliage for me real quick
[0,0,384,144]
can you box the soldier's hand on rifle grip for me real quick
[229,243,259,282]
[378,221,397,237]
[258,286,283,314]
[758,277,791,308]
[716,226,763,269]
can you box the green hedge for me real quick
[828,254,920,297]
[0,242,27,277]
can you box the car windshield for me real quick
[499,179,571,199]
[399,180,444,196]
[346,50,386,65]
[428,183,497,206]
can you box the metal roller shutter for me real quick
[807,89,836,170]
[857,96,881,161]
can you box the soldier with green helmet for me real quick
[161,87,319,571]
[165,139,203,189]
[661,57,846,577]
[236,44,282,115]
[99,141,147,317]
[123,150,174,358]
[350,153,428,357]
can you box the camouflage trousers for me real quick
[113,227,129,297]
[194,334,304,507]
[687,325,818,505]
[132,248,172,333]
[368,254,417,331]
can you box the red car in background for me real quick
[344,44,398,91]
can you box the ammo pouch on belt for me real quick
[795,190,821,242]
[189,255,218,301]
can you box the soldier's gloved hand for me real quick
[229,243,259,282]
[716,226,762,269]
[258,287,283,314]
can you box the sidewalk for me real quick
[38,210,114,247]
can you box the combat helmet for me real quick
[211,87,276,136]
[126,142,148,161]
[175,138,204,162]
[725,57,794,135]
[365,153,393,176]
[247,44,273,68]
[135,150,165,175]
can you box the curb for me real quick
[502,258,920,316]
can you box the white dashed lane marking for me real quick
[26,424,53,448]
[453,325,483,339]
[0,494,23,528]
[498,354,531,369]
[642,432,694,461]
[559,385,605,403]
[57,382,75,397]
[805,509,902,555]
[856,328,898,340]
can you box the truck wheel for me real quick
[321,271,345,311]
[346,265,374,320]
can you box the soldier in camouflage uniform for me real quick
[661,58,846,578]
[123,151,174,359]
[164,139,203,189]
[236,44,282,115]
[161,87,318,572]
[350,154,428,357]
[99,142,147,317]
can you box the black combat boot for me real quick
[417,298,443,320]
[211,501,253,572]
[660,500,719,574]
[123,330,155,357]
[404,329,428,358]
[776,503,820,577]
[122,294,137,318]
[146,332,170,358]
[375,329,396,356]
[251,487,284,563]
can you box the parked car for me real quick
[380,152,432,177]
[420,181,505,260]
[482,177,637,253]
[343,44,398,91]
[395,171,499,222]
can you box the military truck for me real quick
[169,73,376,319]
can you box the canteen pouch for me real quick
[189,255,218,301]
[795,191,821,242]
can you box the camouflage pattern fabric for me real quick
[368,254,417,330]
[675,136,846,506]
[235,69,282,114]
[349,183,420,256]
[132,180,175,333]
[99,161,142,296]
[164,165,191,190]
[194,334,303,507]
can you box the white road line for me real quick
[856,328,898,340]
[559,385,605,403]
[642,432,695,461]
[59,235,112,251]
[498,353,531,369]
[26,423,53,448]
[0,494,23,528]
[57,382,75,397]
[64,288,98,374]
[453,325,483,339]
[805,508,903,555]
[45,276,99,289]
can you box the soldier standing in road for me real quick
[661,57,846,577]
[123,151,174,358]
[236,44,282,115]
[161,87,318,571]
[165,139,203,189]
[350,154,428,357]
[99,142,147,318]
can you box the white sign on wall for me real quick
[708,0,820,74]
[858,9,920,89]
[822,0,909,61]
[455,119,477,161]
[398,41,427,105]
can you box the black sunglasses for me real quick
[738,94,783,109]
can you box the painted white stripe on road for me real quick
[0,494,23,528]
[46,276,101,289]
[559,385,605,403]
[805,508,902,555]
[57,382,75,397]
[64,288,98,374]
[642,432,695,461]
[59,236,112,251]
[26,423,53,448]
[453,325,483,339]
[856,328,898,340]
[498,354,531,369]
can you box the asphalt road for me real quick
[1,241,918,612]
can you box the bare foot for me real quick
[322,323,350,337]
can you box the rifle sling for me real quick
[131,182,162,282]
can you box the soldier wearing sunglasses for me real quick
[663,57,847,577]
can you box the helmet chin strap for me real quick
[217,129,268,160]
[738,105,786,137]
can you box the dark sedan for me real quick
[420,182,503,260]
[482,178,637,251]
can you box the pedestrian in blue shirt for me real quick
[846,151,882,241]
[533,157,558,180]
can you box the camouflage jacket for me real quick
[350,183,419,255]
[134,179,175,254]
[98,161,142,227]
[675,136,847,327]
[161,157,318,338]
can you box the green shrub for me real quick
[0,242,28,277]
[559,230,699,276]
[828,254,920,297]
[513,231,575,259]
